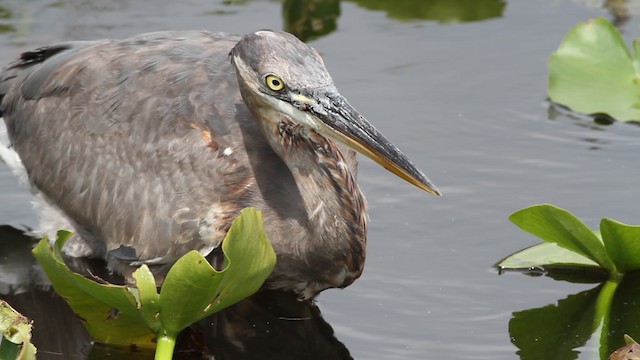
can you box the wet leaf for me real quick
[32,207,276,350]
[130,265,161,333]
[601,219,640,273]
[548,17,640,122]
[0,300,36,360]
[496,242,599,270]
[509,204,615,272]
[159,207,277,336]
[32,231,157,347]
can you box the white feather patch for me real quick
[0,118,28,184]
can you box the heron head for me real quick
[230,30,440,196]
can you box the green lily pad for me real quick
[32,207,276,353]
[548,17,640,122]
[0,301,36,360]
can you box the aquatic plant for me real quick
[498,204,640,279]
[498,204,640,359]
[549,17,640,122]
[0,301,36,360]
[32,207,276,360]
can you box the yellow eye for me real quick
[266,75,285,91]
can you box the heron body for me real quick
[0,30,439,299]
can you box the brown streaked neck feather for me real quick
[261,114,368,288]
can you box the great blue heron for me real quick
[0,30,439,300]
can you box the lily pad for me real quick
[548,17,640,122]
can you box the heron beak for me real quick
[293,89,441,196]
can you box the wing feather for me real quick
[0,31,256,264]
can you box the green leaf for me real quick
[496,242,599,269]
[32,231,157,347]
[130,265,161,333]
[158,207,276,336]
[548,17,640,122]
[31,207,276,353]
[509,204,615,272]
[157,251,223,337]
[601,219,640,274]
[0,301,36,360]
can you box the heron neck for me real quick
[258,115,368,283]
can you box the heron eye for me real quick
[266,75,285,91]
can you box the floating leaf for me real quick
[548,17,640,122]
[509,204,615,272]
[497,242,599,270]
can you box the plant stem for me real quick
[154,333,177,360]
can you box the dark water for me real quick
[2,0,640,359]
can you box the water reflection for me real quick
[0,5,14,34]
[576,0,638,26]
[282,0,507,40]
[281,0,506,40]
[507,273,640,359]
[283,0,339,42]
[0,226,352,360]
[195,290,353,360]
[346,0,506,23]
[545,102,627,150]
[548,102,617,127]
[0,0,508,44]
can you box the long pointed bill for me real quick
[293,88,441,196]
